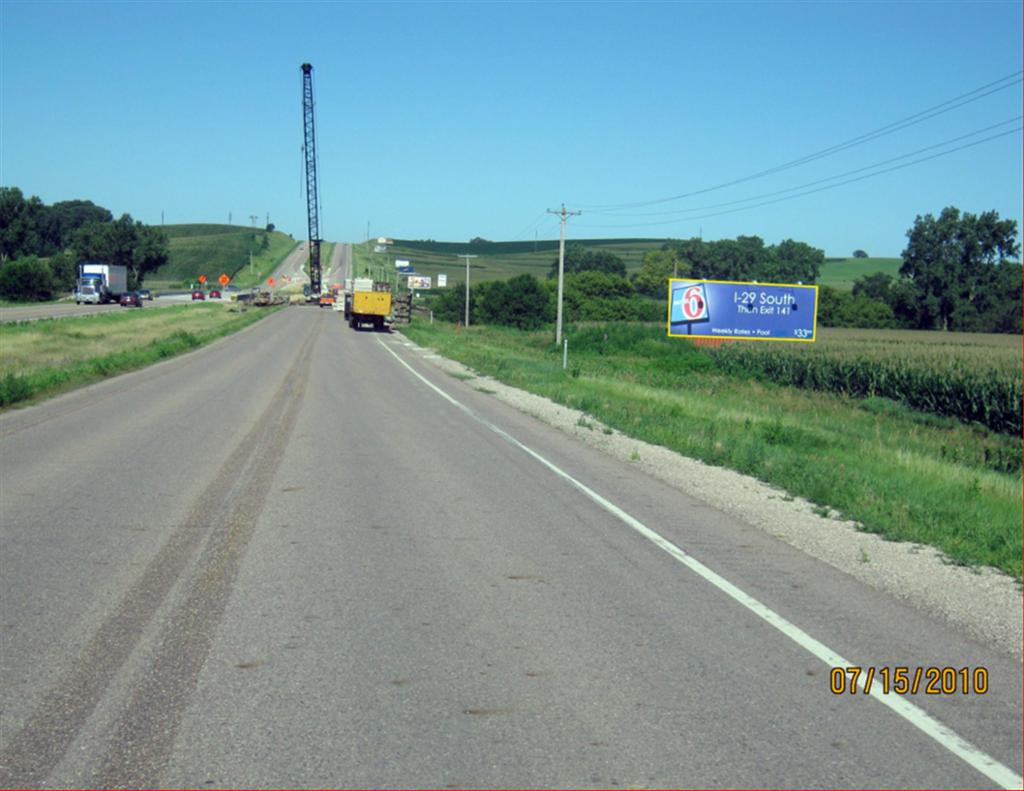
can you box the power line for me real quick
[574,126,1022,230]
[586,117,1024,219]
[578,70,1022,211]
[507,211,553,242]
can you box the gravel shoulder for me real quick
[398,332,1023,661]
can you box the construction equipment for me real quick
[344,278,393,331]
[300,63,322,299]
[392,292,413,325]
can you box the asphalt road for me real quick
[269,241,309,285]
[0,296,191,323]
[0,307,1020,789]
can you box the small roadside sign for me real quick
[198,274,207,284]
[267,277,276,287]
[218,274,229,286]
[437,273,447,287]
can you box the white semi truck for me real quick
[75,263,127,304]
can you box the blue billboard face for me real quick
[668,279,818,342]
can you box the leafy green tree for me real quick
[47,250,79,292]
[549,244,626,278]
[39,200,113,254]
[763,239,823,283]
[852,249,868,258]
[631,249,687,297]
[71,214,168,287]
[0,256,55,301]
[0,187,44,262]
[561,271,659,322]
[852,272,893,303]
[0,189,113,260]
[696,236,766,280]
[666,235,821,284]
[433,281,470,323]
[817,285,896,328]
[900,207,1020,331]
[949,259,1022,333]
[477,274,550,329]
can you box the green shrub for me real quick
[0,256,55,301]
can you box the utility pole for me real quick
[457,254,477,326]
[546,203,581,346]
[249,215,258,227]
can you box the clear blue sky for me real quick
[2,0,1021,257]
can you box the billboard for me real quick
[437,273,447,287]
[668,278,818,342]
[408,276,432,289]
[395,259,414,273]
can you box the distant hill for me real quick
[818,257,902,290]
[369,239,901,290]
[377,238,668,282]
[148,224,297,287]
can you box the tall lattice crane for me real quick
[301,63,322,296]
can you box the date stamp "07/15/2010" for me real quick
[830,666,989,696]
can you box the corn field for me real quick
[706,328,1022,435]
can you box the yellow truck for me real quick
[344,278,393,331]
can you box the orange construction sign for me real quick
[267,277,276,287]
[218,274,230,286]
[198,274,207,284]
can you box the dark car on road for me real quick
[192,290,205,301]
[137,289,153,300]
[119,291,143,308]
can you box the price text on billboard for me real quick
[667,278,818,342]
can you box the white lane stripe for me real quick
[377,337,1023,790]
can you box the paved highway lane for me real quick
[323,242,352,286]
[1,308,1020,788]
[0,296,188,323]
[269,241,310,284]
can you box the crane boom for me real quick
[301,62,322,296]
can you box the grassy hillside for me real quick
[356,240,899,291]
[147,224,298,288]
[164,229,899,293]
[818,257,902,290]
[364,238,669,285]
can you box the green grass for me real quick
[399,320,1022,578]
[0,303,280,407]
[353,238,671,289]
[354,242,902,293]
[146,224,298,289]
[818,257,902,290]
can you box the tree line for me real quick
[430,207,1020,335]
[0,186,169,300]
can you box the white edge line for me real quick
[377,337,1024,791]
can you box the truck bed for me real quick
[351,291,392,316]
